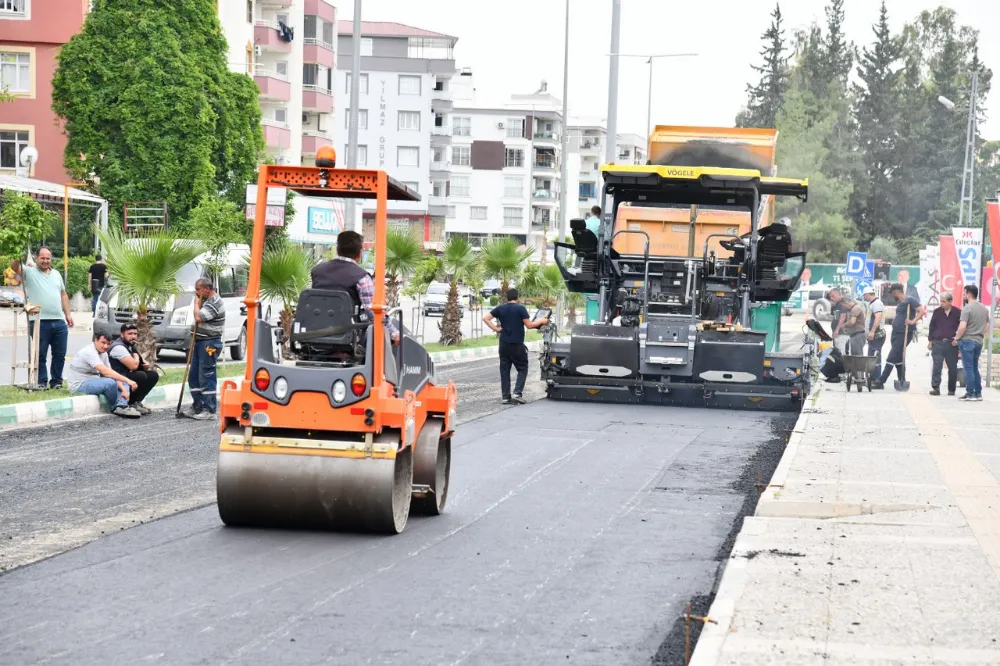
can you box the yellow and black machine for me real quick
[215,147,457,534]
[545,137,811,412]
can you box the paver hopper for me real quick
[215,150,457,534]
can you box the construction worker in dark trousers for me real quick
[483,288,549,404]
[185,277,225,420]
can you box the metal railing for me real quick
[303,37,335,50]
[533,159,557,169]
[302,83,332,95]
[261,118,290,129]
[533,131,559,141]
[254,64,289,81]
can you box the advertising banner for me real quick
[952,226,983,299]
[919,244,941,312]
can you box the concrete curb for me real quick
[0,341,545,430]
[688,378,819,666]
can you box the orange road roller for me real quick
[215,151,457,534]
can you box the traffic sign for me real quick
[845,251,868,278]
[855,279,872,298]
[864,260,875,279]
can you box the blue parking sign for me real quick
[845,251,867,278]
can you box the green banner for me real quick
[802,263,920,289]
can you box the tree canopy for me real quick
[738,2,996,264]
[51,0,264,225]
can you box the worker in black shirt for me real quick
[88,254,106,316]
[483,288,549,404]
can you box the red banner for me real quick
[988,201,1000,266]
[939,235,963,298]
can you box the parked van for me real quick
[93,244,279,360]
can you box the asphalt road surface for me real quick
[1,331,804,665]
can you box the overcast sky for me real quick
[343,0,1000,140]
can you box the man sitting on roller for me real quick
[311,230,400,346]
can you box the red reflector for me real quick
[253,402,269,410]
[350,407,365,415]
[254,368,270,391]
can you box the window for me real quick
[245,0,252,22]
[403,181,419,193]
[0,130,28,169]
[216,269,236,297]
[322,21,334,46]
[398,111,420,131]
[506,118,524,139]
[504,148,524,168]
[471,206,487,220]
[446,206,456,219]
[361,37,373,56]
[452,116,470,136]
[345,109,368,129]
[397,146,419,167]
[274,108,287,124]
[275,61,288,78]
[303,64,332,91]
[398,75,420,95]
[432,147,446,163]
[0,52,30,93]
[344,144,368,166]
[432,181,446,197]
[503,207,522,227]
[346,72,369,95]
[450,175,469,197]
[504,177,523,197]
[451,145,470,166]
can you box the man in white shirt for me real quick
[862,286,886,378]
[64,332,141,419]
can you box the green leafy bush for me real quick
[66,256,94,297]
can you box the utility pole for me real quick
[558,0,570,245]
[604,0,621,167]
[345,0,363,233]
[958,70,979,227]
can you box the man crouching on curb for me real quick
[108,323,160,414]
[65,332,140,418]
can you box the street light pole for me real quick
[558,0,570,244]
[603,52,699,145]
[345,0,363,233]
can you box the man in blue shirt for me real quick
[584,206,601,236]
[483,288,549,404]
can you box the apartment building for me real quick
[0,0,88,183]
[335,21,457,247]
[448,79,564,257]
[568,122,647,219]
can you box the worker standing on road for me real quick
[483,288,549,405]
[873,283,925,390]
[862,286,885,378]
[826,287,849,353]
[952,284,989,402]
[841,294,867,355]
[185,278,225,420]
[927,292,960,396]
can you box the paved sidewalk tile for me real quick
[693,348,1000,665]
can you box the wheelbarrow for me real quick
[842,354,877,392]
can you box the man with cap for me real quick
[862,285,886,378]
[483,288,549,404]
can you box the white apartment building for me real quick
[335,21,457,248]
[567,122,647,219]
[448,79,564,257]
[218,0,338,168]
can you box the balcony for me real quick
[532,190,557,206]
[302,132,333,156]
[303,40,335,68]
[262,120,292,150]
[254,66,291,101]
[259,0,292,7]
[579,139,601,155]
[430,160,450,176]
[302,85,334,113]
[0,0,26,18]
[431,88,452,102]
[428,195,447,207]
[533,158,557,171]
[532,130,559,145]
[430,127,452,144]
[304,0,336,21]
[254,22,292,53]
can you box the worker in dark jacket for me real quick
[927,291,960,396]
[311,231,399,345]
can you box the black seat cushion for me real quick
[291,289,363,350]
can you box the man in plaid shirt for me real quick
[311,231,400,344]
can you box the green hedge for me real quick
[66,256,94,296]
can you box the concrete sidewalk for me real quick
[693,344,1000,665]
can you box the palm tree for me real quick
[96,226,205,361]
[519,263,564,308]
[479,236,533,302]
[437,236,478,346]
[256,242,315,353]
[385,227,424,309]
[565,291,584,328]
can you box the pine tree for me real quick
[740,3,788,129]
[822,0,854,84]
[850,0,902,242]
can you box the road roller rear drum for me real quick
[411,418,451,516]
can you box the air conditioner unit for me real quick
[254,45,262,57]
